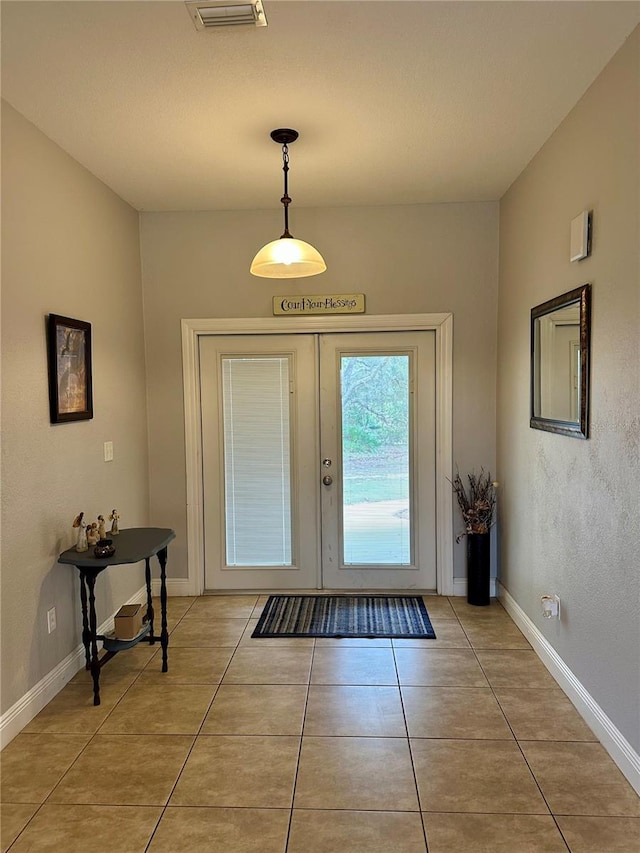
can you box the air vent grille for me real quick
[186,1,267,29]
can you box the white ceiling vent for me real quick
[186,1,267,30]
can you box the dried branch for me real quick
[449,468,497,541]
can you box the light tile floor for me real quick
[2,595,639,852]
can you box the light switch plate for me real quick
[103,441,114,462]
[570,210,592,262]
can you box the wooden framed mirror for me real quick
[530,283,591,438]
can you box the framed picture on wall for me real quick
[46,314,93,423]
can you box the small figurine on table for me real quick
[86,522,99,546]
[109,509,120,536]
[72,512,88,552]
[97,515,106,540]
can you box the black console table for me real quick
[58,527,175,706]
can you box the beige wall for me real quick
[140,201,499,582]
[1,103,150,714]
[497,29,639,750]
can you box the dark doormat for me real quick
[252,595,436,639]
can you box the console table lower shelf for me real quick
[102,621,151,652]
[58,527,176,706]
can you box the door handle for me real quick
[322,475,333,486]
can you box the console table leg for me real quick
[158,546,169,673]
[85,573,101,706]
[144,557,155,645]
[79,573,91,670]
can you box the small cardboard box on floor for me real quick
[114,603,143,640]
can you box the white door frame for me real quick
[182,313,453,596]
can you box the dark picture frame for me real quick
[530,283,591,439]
[47,314,93,423]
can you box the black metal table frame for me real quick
[59,528,174,706]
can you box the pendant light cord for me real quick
[280,142,293,239]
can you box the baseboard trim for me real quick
[453,577,498,598]
[498,582,640,796]
[0,585,148,750]
[151,578,196,597]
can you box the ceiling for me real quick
[2,1,639,212]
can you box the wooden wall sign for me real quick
[273,294,366,316]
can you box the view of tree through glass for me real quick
[340,354,411,565]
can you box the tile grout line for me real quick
[283,636,316,853]
[31,640,159,807]
[7,595,631,849]
[5,801,46,851]
[390,630,429,853]
[142,599,254,851]
[141,596,203,851]
[465,606,573,852]
[421,599,570,849]
[155,595,311,849]
[6,600,203,850]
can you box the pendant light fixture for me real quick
[250,129,326,278]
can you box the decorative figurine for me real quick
[86,522,99,546]
[97,515,106,540]
[109,508,120,536]
[72,512,88,552]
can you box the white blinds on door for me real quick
[222,356,292,566]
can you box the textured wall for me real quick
[1,103,150,714]
[140,202,499,582]
[497,29,639,751]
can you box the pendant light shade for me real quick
[250,237,326,278]
[250,128,326,279]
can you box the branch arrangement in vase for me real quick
[450,469,497,542]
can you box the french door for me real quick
[199,331,435,591]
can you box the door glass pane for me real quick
[222,357,292,566]
[340,354,411,565]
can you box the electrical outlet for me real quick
[47,607,57,634]
[541,594,561,620]
[104,441,114,462]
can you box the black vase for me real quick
[467,532,490,606]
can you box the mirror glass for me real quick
[530,284,591,438]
